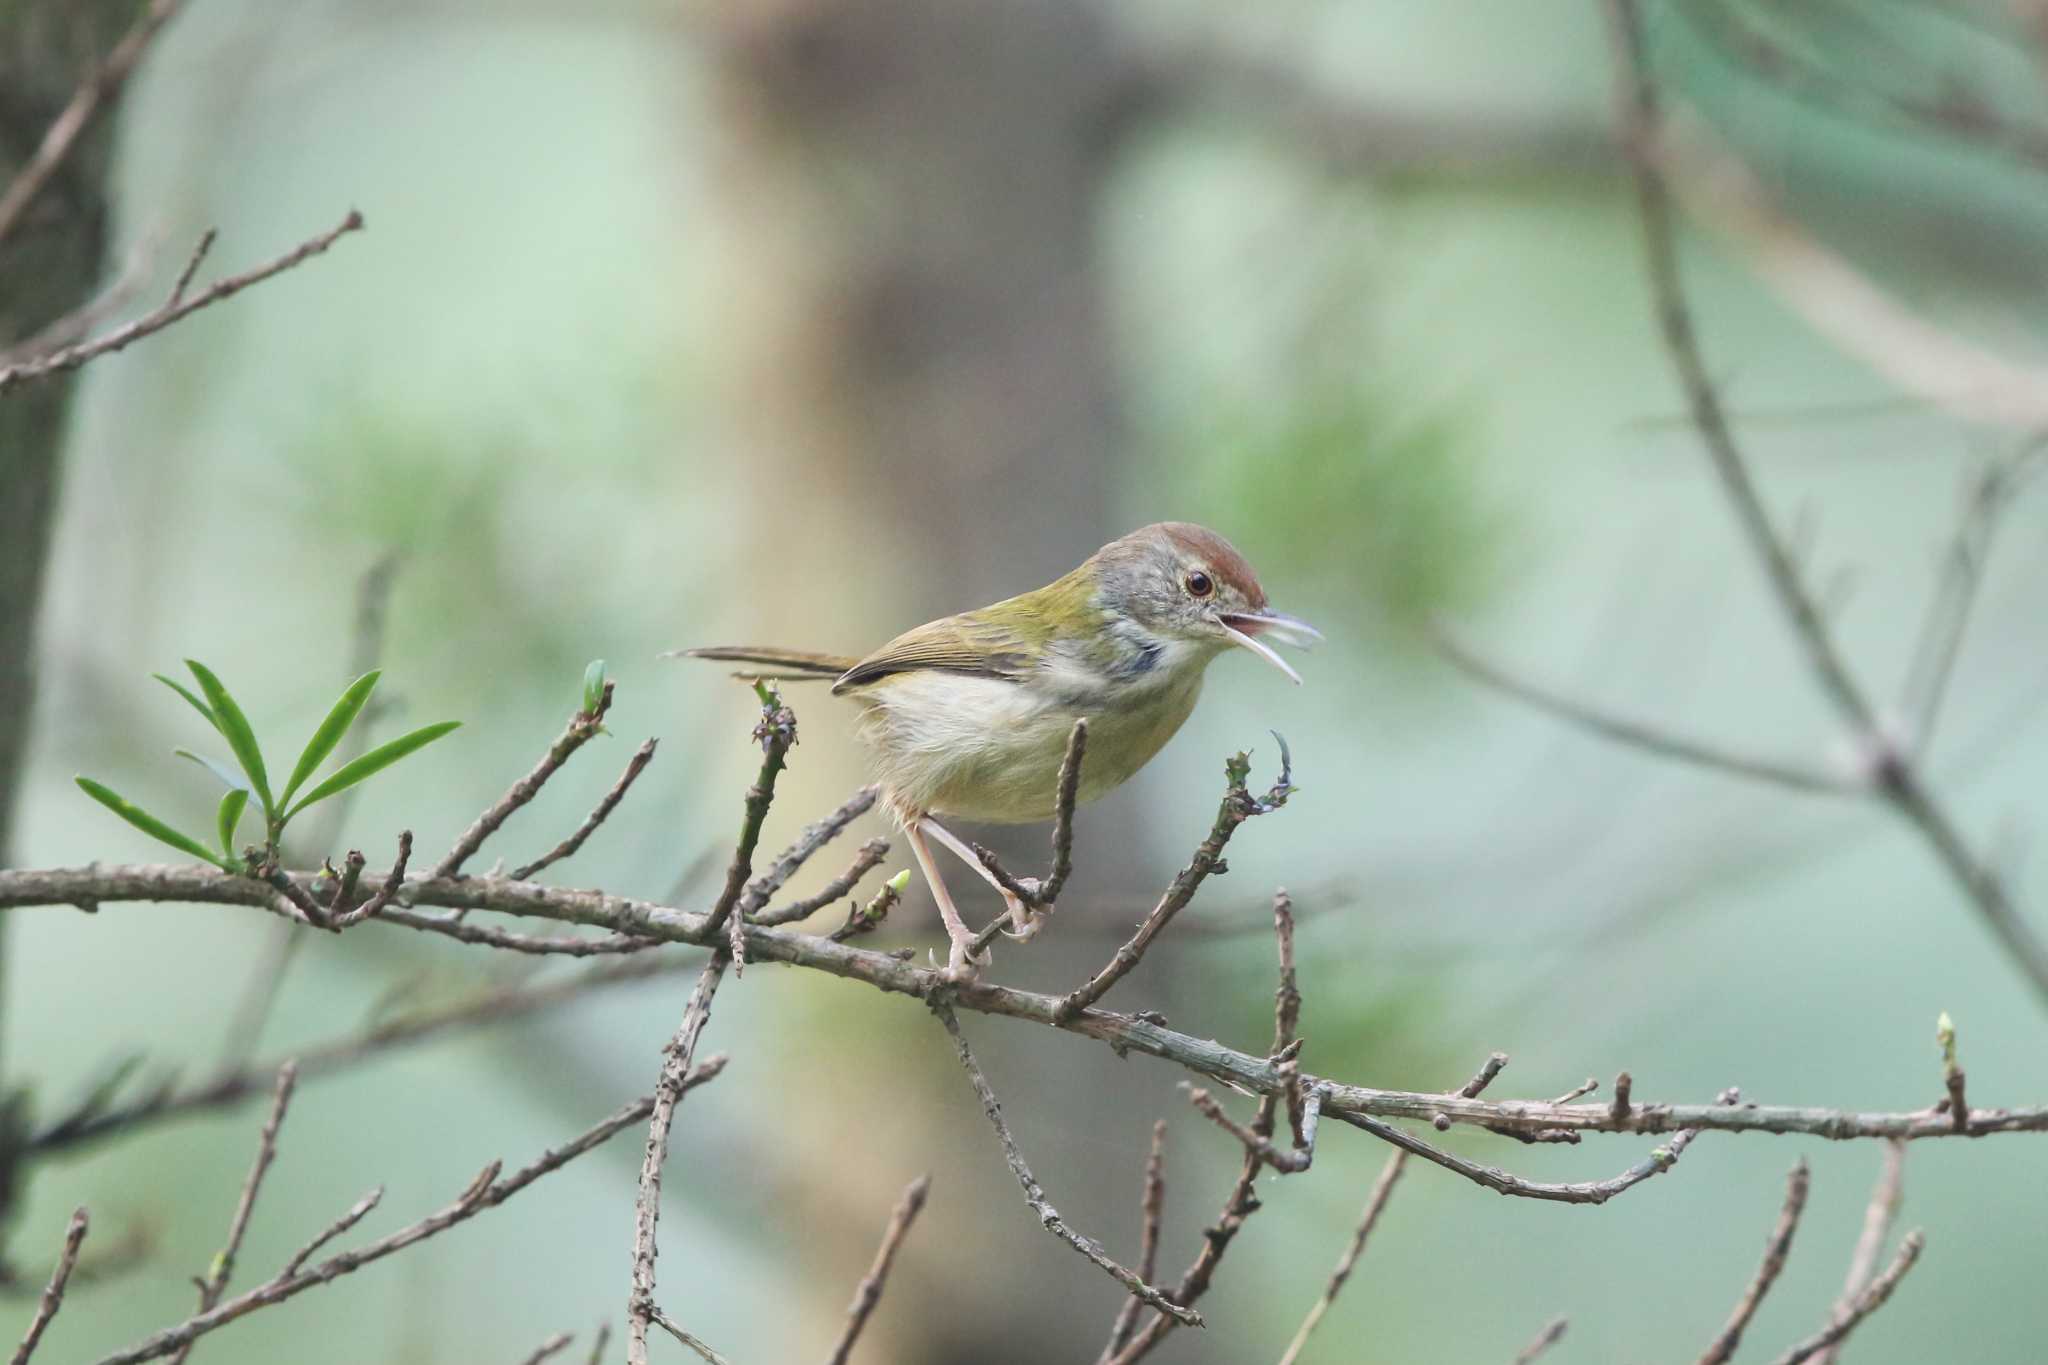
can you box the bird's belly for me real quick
[852,670,1202,824]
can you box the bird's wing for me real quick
[831,612,1034,694]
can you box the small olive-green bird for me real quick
[686,522,1319,977]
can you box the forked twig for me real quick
[1055,742,1292,1020]
[0,212,366,396]
[512,739,658,881]
[440,682,617,884]
[1768,1232,1926,1365]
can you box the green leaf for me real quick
[175,748,252,795]
[285,721,461,818]
[582,660,607,715]
[75,777,234,870]
[280,670,381,809]
[216,788,249,859]
[153,674,221,734]
[184,660,274,818]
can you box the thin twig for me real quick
[279,1189,382,1279]
[738,784,878,917]
[1276,1151,1407,1365]
[0,212,365,396]
[440,682,615,883]
[1056,744,1292,1020]
[0,0,182,249]
[823,1174,930,1365]
[758,838,890,927]
[1435,630,1853,794]
[931,1001,1199,1327]
[582,1325,612,1365]
[518,1332,574,1365]
[94,1088,705,1365]
[1697,1161,1810,1365]
[1902,452,2043,756]
[972,719,1088,909]
[701,684,797,972]
[1601,0,2048,1007]
[1097,1121,1168,1364]
[1811,1138,1906,1365]
[1767,1232,1926,1365]
[165,1064,299,1365]
[1511,1316,1569,1365]
[648,1309,731,1365]
[10,1209,87,1365]
[626,955,729,1365]
[511,739,658,881]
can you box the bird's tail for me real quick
[671,645,858,682]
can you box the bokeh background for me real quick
[7,1,2048,1360]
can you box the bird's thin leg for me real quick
[905,819,988,979]
[919,817,1038,939]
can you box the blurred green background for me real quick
[7,0,2048,1360]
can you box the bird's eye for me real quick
[1185,570,1213,599]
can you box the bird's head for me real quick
[1091,522,1322,684]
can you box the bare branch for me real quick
[1276,1151,1407,1365]
[1435,630,1855,795]
[1097,1121,1168,1364]
[822,1173,930,1365]
[0,0,183,250]
[10,862,2048,1143]
[511,739,658,881]
[1601,0,2048,1008]
[1768,1231,1926,1365]
[1055,743,1292,1020]
[0,213,366,397]
[626,955,729,1365]
[165,1064,299,1365]
[1698,1161,1810,1365]
[440,682,616,882]
[10,1208,87,1365]
[582,1325,611,1365]
[1185,1081,1324,1174]
[94,1087,708,1365]
[931,1000,1199,1328]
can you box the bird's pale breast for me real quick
[850,661,1206,824]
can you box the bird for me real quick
[682,522,1319,978]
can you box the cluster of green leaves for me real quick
[76,661,460,872]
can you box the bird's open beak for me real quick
[1219,610,1323,686]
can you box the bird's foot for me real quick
[939,933,992,983]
